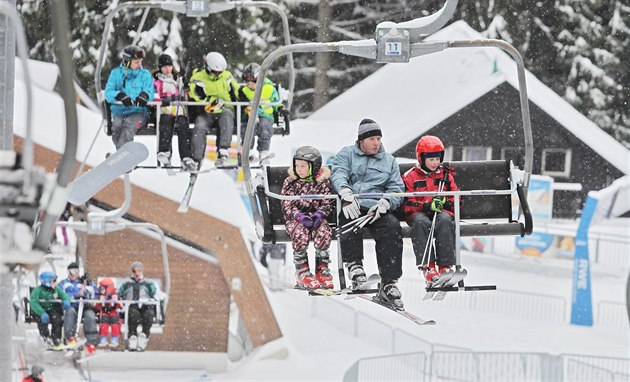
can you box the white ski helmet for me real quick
[204,52,227,72]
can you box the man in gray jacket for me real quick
[331,119,405,309]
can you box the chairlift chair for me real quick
[245,0,534,292]
[95,0,296,169]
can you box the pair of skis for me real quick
[289,274,436,326]
[423,269,496,301]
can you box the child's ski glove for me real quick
[293,212,314,228]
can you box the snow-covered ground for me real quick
[19,240,628,381]
[10,57,629,381]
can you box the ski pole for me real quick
[336,214,371,237]
[419,174,447,269]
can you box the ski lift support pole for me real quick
[95,0,296,109]
[243,0,533,238]
[0,5,35,382]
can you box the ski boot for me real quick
[85,343,97,355]
[315,249,334,289]
[99,336,108,347]
[182,157,198,171]
[215,149,229,167]
[137,333,149,351]
[296,266,321,289]
[294,250,321,289]
[421,262,440,287]
[258,150,271,165]
[347,261,368,289]
[379,281,404,310]
[157,151,171,167]
[128,335,138,351]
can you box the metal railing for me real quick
[597,300,628,329]
[344,351,630,382]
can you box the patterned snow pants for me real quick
[286,219,332,251]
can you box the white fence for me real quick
[398,278,568,323]
[344,352,630,382]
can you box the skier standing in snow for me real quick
[152,53,192,168]
[187,51,239,169]
[331,119,405,308]
[237,62,281,163]
[104,45,154,150]
[58,262,99,351]
[118,261,157,351]
[281,146,335,289]
[94,277,122,348]
[402,135,460,286]
[30,272,71,348]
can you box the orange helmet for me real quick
[415,135,445,164]
[98,277,116,295]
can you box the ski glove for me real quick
[193,81,207,100]
[62,300,71,310]
[429,196,446,213]
[339,188,361,220]
[367,198,390,223]
[115,92,133,107]
[294,212,314,228]
[40,312,49,324]
[311,211,326,229]
[160,96,172,107]
[277,105,289,117]
[136,91,150,106]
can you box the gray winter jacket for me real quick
[331,143,404,210]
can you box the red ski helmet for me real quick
[98,277,116,295]
[415,135,445,164]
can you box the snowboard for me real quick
[68,142,149,205]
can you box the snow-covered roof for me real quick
[15,57,59,91]
[291,20,629,175]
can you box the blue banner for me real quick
[570,195,595,326]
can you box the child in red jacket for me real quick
[94,278,122,348]
[402,135,460,286]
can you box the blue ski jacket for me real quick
[331,143,404,210]
[58,278,95,309]
[105,64,154,117]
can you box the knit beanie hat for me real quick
[130,261,144,273]
[357,118,382,141]
[158,54,174,69]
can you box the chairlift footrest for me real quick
[425,285,496,292]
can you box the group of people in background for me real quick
[280,119,459,309]
[104,45,284,170]
[30,260,158,353]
